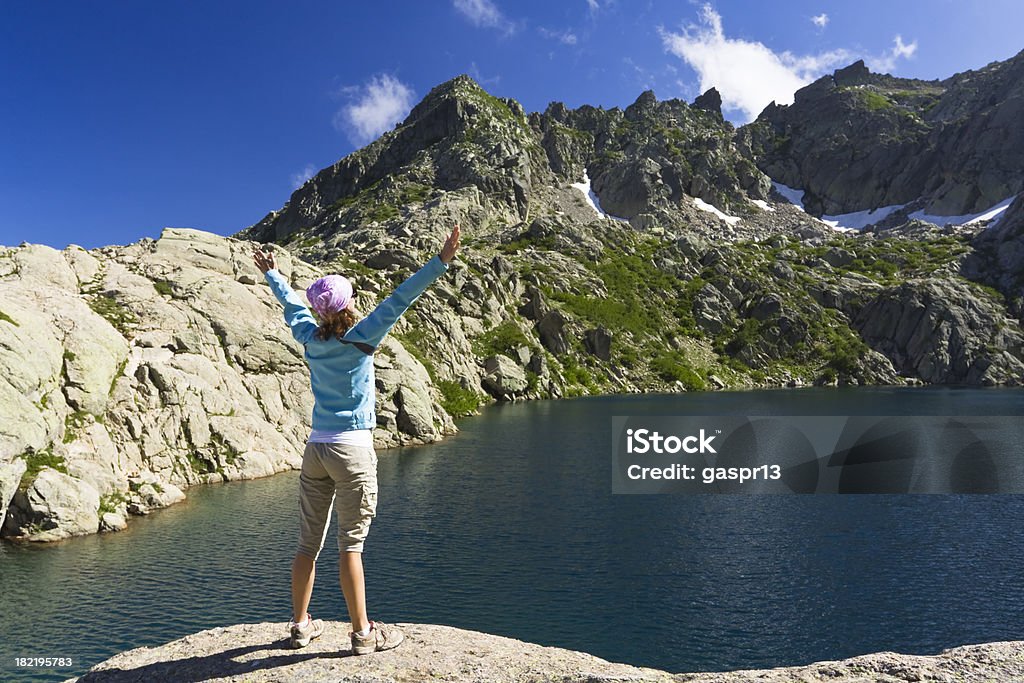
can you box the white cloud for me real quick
[291,164,316,190]
[333,74,415,146]
[660,5,917,123]
[660,5,848,122]
[539,27,578,45]
[453,0,516,33]
[867,35,917,72]
[811,13,829,29]
[586,0,600,13]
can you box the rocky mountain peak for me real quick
[542,100,570,123]
[624,89,659,120]
[403,74,503,128]
[692,87,723,119]
[833,59,872,87]
[241,73,541,246]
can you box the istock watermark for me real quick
[611,416,1024,494]
[626,428,718,454]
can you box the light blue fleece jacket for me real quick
[264,255,449,432]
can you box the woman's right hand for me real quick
[440,224,460,264]
[253,247,277,274]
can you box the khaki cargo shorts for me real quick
[296,442,378,558]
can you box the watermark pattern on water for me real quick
[612,416,1024,494]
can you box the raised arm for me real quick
[254,247,318,345]
[345,224,460,350]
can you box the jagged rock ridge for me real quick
[745,50,1024,217]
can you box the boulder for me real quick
[396,385,435,439]
[364,249,420,271]
[823,247,855,268]
[482,355,528,399]
[748,294,784,321]
[535,310,569,355]
[136,481,186,509]
[99,511,127,532]
[582,327,612,361]
[5,468,100,541]
[517,285,547,321]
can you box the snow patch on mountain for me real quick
[910,196,1016,227]
[693,197,741,225]
[571,169,629,222]
[771,179,1016,231]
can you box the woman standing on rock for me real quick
[253,224,460,654]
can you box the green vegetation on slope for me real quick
[18,447,69,490]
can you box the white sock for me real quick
[354,624,371,637]
[293,615,309,628]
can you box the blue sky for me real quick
[2,1,1022,249]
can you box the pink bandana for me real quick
[305,275,353,317]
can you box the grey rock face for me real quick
[748,51,1024,217]
[517,285,548,321]
[395,385,435,439]
[854,278,1024,385]
[592,157,669,219]
[540,119,593,181]
[962,194,1024,321]
[0,228,457,542]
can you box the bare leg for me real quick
[339,551,370,632]
[291,552,316,622]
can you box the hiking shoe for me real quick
[289,614,325,649]
[351,621,404,655]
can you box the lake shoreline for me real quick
[5,383,1024,547]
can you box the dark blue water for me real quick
[3,387,1024,682]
